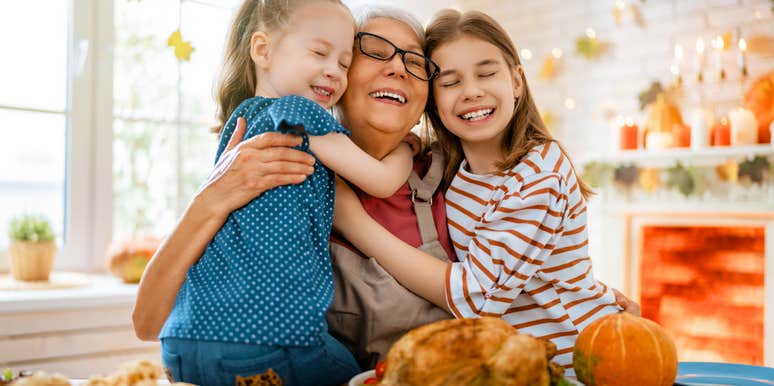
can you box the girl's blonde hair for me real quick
[213,0,346,134]
[425,9,593,199]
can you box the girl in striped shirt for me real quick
[333,9,620,374]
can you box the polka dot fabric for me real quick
[160,95,349,346]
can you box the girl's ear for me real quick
[250,31,271,69]
[511,65,524,98]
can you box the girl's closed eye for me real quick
[480,71,496,78]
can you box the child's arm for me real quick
[310,133,414,198]
[333,176,450,309]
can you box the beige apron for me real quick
[327,144,453,368]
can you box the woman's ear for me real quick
[250,31,271,69]
[511,65,524,98]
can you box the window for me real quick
[0,2,69,265]
[112,0,235,242]
[0,0,236,271]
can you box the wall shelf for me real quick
[583,144,774,168]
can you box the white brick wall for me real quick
[452,0,774,160]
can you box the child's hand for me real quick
[612,288,641,316]
[402,132,422,156]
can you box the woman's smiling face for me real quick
[338,17,429,143]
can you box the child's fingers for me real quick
[225,117,247,152]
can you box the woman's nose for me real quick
[383,54,407,79]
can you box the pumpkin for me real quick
[643,94,684,149]
[573,312,677,386]
[106,237,161,283]
[743,70,774,144]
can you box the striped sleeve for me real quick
[446,171,568,318]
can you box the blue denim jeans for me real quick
[161,333,360,386]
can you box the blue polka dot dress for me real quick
[160,95,348,346]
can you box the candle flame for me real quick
[712,36,724,50]
[616,115,625,127]
[674,44,684,60]
[585,28,596,39]
[739,38,747,52]
[552,48,563,59]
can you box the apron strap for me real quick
[407,143,445,246]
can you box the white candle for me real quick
[673,43,684,84]
[695,37,705,82]
[729,107,758,145]
[712,35,725,81]
[738,38,748,77]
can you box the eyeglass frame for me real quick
[355,32,440,81]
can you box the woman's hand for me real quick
[199,117,316,219]
[132,117,315,341]
[612,288,641,316]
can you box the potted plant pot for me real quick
[7,213,57,282]
[10,240,56,281]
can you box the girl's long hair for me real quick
[212,0,345,135]
[424,9,593,200]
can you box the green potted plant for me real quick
[8,213,57,281]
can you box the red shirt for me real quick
[330,151,454,260]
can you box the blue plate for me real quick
[676,362,774,385]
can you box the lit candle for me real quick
[695,37,705,82]
[673,43,684,85]
[712,35,725,81]
[738,38,748,78]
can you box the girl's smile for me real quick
[457,106,496,124]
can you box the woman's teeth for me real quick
[312,86,331,96]
[461,109,494,121]
[369,91,406,104]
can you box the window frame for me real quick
[61,0,114,271]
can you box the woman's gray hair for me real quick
[351,5,425,43]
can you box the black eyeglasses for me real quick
[356,32,439,81]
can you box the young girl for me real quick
[333,9,620,375]
[158,1,414,385]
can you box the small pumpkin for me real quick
[743,70,774,144]
[643,94,684,149]
[106,237,161,283]
[573,312,677,386]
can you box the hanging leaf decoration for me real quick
[576,35,602,60]
[638,81,664,111]
[539,55,558,80]
[715,159,739,183]
[739,155,770,184]
[582,161,614,188]
[614,165,639,187]
[167,30,195,62]
[638,168,661,192]
[666,162,701,196]
[631,3,645,27]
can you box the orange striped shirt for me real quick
[444,141,619,373]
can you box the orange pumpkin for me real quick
[573,312,677,386]
[743,70,774,144]
[107,237,161,283]
[643,94,684,149]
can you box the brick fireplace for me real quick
[623,213,774,366]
